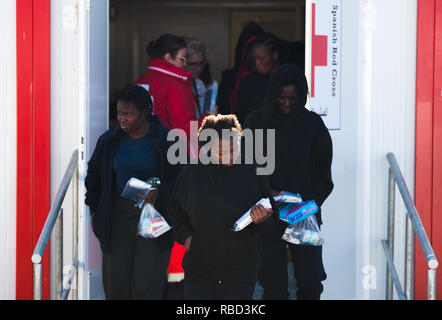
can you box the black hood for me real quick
[233,22,265,70]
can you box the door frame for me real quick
[415,0,442,300]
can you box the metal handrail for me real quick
[381,240,406,300]
[384,152,438,300]
[32,150,79,300]
[60,256,79,300]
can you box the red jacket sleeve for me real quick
[164,86,203,159]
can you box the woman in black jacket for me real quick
[217,22,265,115]
[85,85,180,299]
[167,114,278,300]
[244,64,334,300]
[235,33,283,125]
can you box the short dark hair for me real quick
[146,34,186,59]
[262,64,309,119]
[198,114,242,145]
[116,84,153,119]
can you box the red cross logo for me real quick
[311,3,328,98]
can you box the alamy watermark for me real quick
[166,121,276,176]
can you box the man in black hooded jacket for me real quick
[244,64,333,300]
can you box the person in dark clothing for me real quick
[167,114,279,300]
[217,22,265,115]
[235,33,283,125]
[283,40,305,71]
[228,36,259,115]
[85,84,180,299]
[243,64,334,300]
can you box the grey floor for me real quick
[253,262,297,300]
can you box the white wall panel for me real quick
[50,0,108,301]
[358,0,417,300]
[50,0,81,300]
[316,0,360,300]
[0,0,17,300]
[81,0,109,300]
[314,0,417,300]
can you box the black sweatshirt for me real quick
[244,107,334,226]
[167,163,278,284]
[84,116,181,253]
[235,72,270,125]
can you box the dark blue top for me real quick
[113,127,156,196]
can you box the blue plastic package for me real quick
[279,200,319,225]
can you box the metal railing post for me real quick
[55,209,63,299]
[404,215,414,300]
[72,167,79,300]
[386,168,395,300]
[427,269,437,300]
[33,263,42,300]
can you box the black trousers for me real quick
[184,281,255,300]
[257,231,327,300]
[102,198,172,300]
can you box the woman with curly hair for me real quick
[167,114,278,300]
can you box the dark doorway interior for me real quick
[109,0,305,127]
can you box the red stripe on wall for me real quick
[16,0,34,300]
[16,0,50,300]
[431,0,442,301]
[32,0,51,300]
[415,0,442,300]
[311,3,328,99]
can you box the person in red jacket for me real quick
[135,34,216,159]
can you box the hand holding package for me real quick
[121,177,154,208]
[232,198,272,232]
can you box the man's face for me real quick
[277,85,297,116]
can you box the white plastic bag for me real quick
[137,203,172,238]
[273,191,302,204]
[282,214,324,246]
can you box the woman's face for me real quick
[277,85,297,116]
[186,52,206,78]
[252,46,279,75]
[117,101,146,133]
[212,135,241,167]
[165,48,187,69]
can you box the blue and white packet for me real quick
[279,200,319,225]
